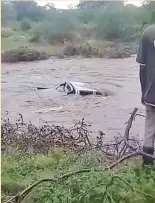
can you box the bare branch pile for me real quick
[2,108,155,160]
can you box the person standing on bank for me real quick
[136,24,155,166]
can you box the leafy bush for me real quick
[106,47,131,58]
[33,17,75,44]
[29,30,41,43]
[77,8,95,24]
[1,1,17,25]
[1,47,49,63]
[95,9,137,41]
[62,43,103,58]
[1,28,14,38]
[60,43,132,59]
[20,19,31,31]
[29,34,40,43]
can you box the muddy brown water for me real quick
[2,56,145,141]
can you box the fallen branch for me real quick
[101,175,154,200]
[70,182,106,203]
[5,169,94,203]
[123,107,138,151]
[108,151,155,169]
[1,108,142,157]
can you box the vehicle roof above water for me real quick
[67,81,98,91]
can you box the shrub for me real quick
[33,16,75,44]
[29,35,40,43]
[20,19,31,31]
[1,1,17,25]
[95,9,137,41]
[28,24,42,43]
[29,31,40,43]
[106,47,131,58]
[1,28,14,38]
[77,8,95,24]
[1,47,49,63]
[62,43,103,58]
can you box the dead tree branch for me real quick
[123,107,138,151]
[108,151,155,169]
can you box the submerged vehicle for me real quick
[56,81,102,96]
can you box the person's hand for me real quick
[141,94,146,105]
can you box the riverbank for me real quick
[2,150,155,203]
[2,116,155,203]
[1,35,137,63]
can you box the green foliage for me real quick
[77,1,124,9]
[20,19,31,31]
[1,152,155,203]
[1,0,155,52]
[12,0,45,21]
[1,28,14,38]
[1,48,49,62]
[1,1,17,25]
[1,37,25,51]
[29,34,40,43]
[78,9,95,24]
[95,9,138,41]
[33,16,75,44]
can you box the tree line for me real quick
[1,1,155,43]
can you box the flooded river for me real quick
[2,56,145,140]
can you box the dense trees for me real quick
[77,1,124,9]
[1,1,17,25]
[1,0,155,42]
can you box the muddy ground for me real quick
[2,56,145,141]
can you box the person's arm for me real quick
[139,64,146,95]
[136,33,147,65]
[136,34,147,104]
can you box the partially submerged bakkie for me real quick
[56,81,102,96]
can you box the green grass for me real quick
[1,25,66,56]
[2,37,22,51]
[1,35,65,56]
[2,150,155,203]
